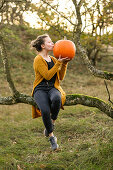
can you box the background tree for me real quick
[0,0,32,25]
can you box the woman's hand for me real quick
[58,55,72,63]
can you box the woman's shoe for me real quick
[49,136,59,150]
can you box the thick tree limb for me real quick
[0,93,36,106]
[65,94,113,118]
[0,94,113,119]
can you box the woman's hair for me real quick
[31,34,49,52]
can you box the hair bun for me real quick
[32,44,36,47]
[31,40,37,48]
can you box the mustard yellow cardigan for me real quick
[32,54,67,119]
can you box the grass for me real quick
[0,36,113,169]
[0,104,113,169]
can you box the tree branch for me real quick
[72,0,82,41]
[104,80,113,105]
[65,94,113,119]
[0,94,113,119]
[0,0,5,11]
[38,16,63,36]
[0,35,19,96]
[41,0,75,26]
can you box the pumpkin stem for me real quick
[64,36,67,40]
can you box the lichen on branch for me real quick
[0,93,113,119]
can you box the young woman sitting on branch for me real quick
[31,34,71,150]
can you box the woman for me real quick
[31,34,71,150]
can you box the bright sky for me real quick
[23,0,113,34]
[23,0,75,30]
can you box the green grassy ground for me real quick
[0,104,113,169]
[0,41,113,169]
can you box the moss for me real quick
[104,71,113,79]
[65,94,113,119]
[66,94,106,103]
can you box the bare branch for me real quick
[0,93,37,107]
[0,35,19,96]
[0,0,5,10]
[41,0,75,26]
[104,80,113,105]
[38,17,63,37]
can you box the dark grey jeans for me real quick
[34,87,61,134]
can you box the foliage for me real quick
[0,24,74,62]
[0,0,32,25]
[82,0,113,35]
[80,33,101,65]
[80,32,113,65]
[101,33,113,46]
[0,24,42,60]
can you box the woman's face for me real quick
[42,36,54,51]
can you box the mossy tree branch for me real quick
[0,94,113,119]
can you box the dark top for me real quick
[33,58,57,93]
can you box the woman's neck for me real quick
[39,50,51,62]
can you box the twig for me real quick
[104,80,113,105]
[41,0,75,26]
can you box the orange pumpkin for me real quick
[53,40,76,59]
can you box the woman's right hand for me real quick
[58,55,72,63]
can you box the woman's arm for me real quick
[34,57,62,80]
[58,57,72,80]
[59,63,68,80]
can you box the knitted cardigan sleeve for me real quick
[59,63,68,80]
[34,56,62,80]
